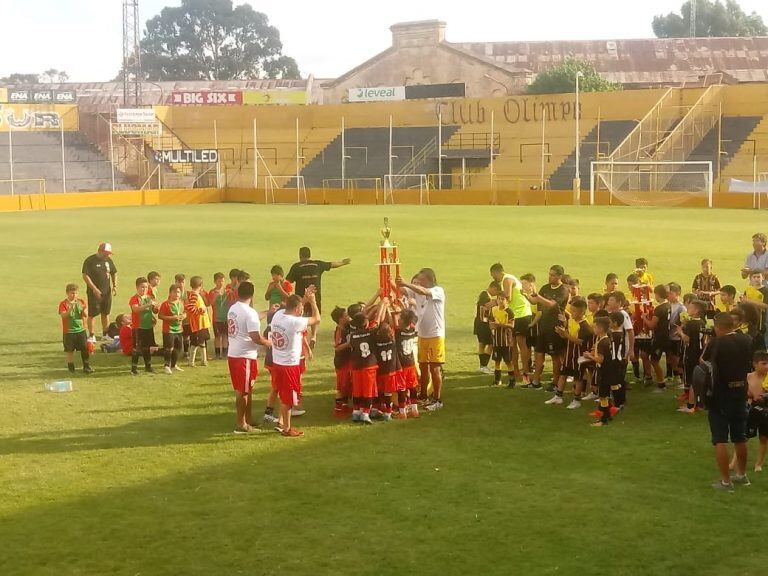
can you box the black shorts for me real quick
[163,332,183,350]
[87,289,112,317]
[747,404,768,439]
[535,329,565,355]
[526,322,538,349]
[650,340,671,362]
[133,328,157,350]
[514,315,533,337]
[634,337,652,354]
[708,402,748,445]
[668,340,682,357]
[191,328,210,347]
[492,346,512,364]
[63,331,87,352]
[475,321,492,346]
[213,321,227,338]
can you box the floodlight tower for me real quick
[122,0,142,106]
[689,0,697,37]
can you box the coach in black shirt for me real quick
[286,246,350,344]
[703,312,753,490]
[81,242,117,339]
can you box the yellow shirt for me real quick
[713,294,732,313]
[585,310,594,326]
[762,373,768,393]
[567,317,581,339]
[636,271,655,287]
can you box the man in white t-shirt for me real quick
[397,268,446,411]
[270,287,321,437]
[227,282,272,435]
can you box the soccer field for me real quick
[0,203,765,576]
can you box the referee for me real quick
[81,242,118,340]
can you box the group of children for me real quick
[475,257,768,427]
[330,289,421,424]
[59,267,296,376]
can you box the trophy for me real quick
[378,218,400,298]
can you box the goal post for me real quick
[265,175,307,205]
[383,174,429,205]
[590,160,713,208]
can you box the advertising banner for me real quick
[243,90,308,105]
[170,91,242,105]
[348,86,406,103]
[154,149,219,164]
[0,104,79,131]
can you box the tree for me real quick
[653,0,767,37]
[140,0,300,81]
[0,73,39,85]
[527,59,622,95]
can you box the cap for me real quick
[98,242,113,255]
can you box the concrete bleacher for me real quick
[0,131,133,194]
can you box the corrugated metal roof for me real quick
[453,37,768,82]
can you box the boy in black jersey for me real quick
[332,306,352,418]
[349,312,378,425]
[374,322,399,421]
[677,299,708,413]
[395,309,420,419]
[586,314,627,426]
[547,298,592,408]
[643,284,671,392]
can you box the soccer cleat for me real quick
[173,365,184,372]
[730,474,751,486]
[233,425,258,435]
[83,365,94,375]
[581,392,597,401]
[131,366,139,376]
[263,413,280,424]
[164,366,173,375]
[506,381,516,389]
[710,481,735,492]
[425,400,443,412]
[479,366,492,375]
[361,413,373,425]
[381,412,393,422]
[544,395,564,405]
[145,366,156,374]
[290,407,306,417]
[520,382,542,390]
[273,425,284,433]
[676,406,696,413]
[281,428,304,437]
[590,420,609,427]
[566,399,581,410]
[407,405,420,418]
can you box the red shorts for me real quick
[399,365,419,391]
[228,357,258,395]
[377,371,398,394]
[335,364,351,394]
[352,366,378,399]
[273,364,303,407]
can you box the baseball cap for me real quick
[98,242,113,254]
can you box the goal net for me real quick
[590,161,713,207]
[265,175,307,205]
[383,174,429,205]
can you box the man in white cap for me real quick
[81,242,118,340]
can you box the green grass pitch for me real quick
[0,204,765,575]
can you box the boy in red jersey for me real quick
[129,277,157,375]
[158,284,186,374]
[374,319,399,422]
[265,265,294,307]
[331,306,353,418]
[209,272,229,359]
[58,283,92,374]
[225,268,240,305]
[186,276,211,367]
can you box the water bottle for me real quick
[44,380,73,393]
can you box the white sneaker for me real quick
[567,399,581,410]
[352,410,362,422]
[361,412,373,425]
[163,366,172,375]
[425,400,443,411]
[381,412,392,421]
[173,365,184,372]
[582,392,597,401]
[479,366,492,374]
[263,413,280,424]
[544,395,564,405]
[290,407,306,417]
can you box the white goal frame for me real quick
[383,174,429,205]
[590,160,713,208]
[265,175,307,205]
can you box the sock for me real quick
[80,350,90,366]
[67,362,75,372]
[334,398,343,410]
[171,348,179,368]
[632,360,640,378]
[131,351,139,370]
[494,369,501,383]
[214,346,220,357]
[201,346,208,363]
[383,395,393,413]
[479,353,490,367]
[507,371,515,381]
[556,390,563,398]
[190,347,198,365]
[223,346,228,356]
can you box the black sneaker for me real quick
[145,366,156,374]
[507,380,516,389]
[83,365,94,374]
[521,382,542,390]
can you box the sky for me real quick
[1,0,767,82]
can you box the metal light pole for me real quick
[574,70,584,204]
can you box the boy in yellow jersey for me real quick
[634,258,655,288]
[547,298,591,408]
[566,278,580,314]
[186,276,212,367]
[489,293,516,388]
[715,285,737,313]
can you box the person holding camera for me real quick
[703,312,753,491]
